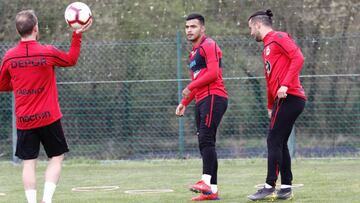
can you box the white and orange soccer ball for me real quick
[64,2,92,29]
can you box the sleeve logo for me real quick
[265,46,271,56]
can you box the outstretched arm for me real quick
[49,19,93,67]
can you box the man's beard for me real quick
[254,33,262,42]
[255,36,262,42]
[188,35,199,42]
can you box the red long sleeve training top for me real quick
[262,31,306,109]
[0,32,82,129]
[181,35,228,106]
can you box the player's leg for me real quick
[191,95,227,201]
[16,129,41,203]
[276,96,305,184]
[23,159,38,203]
[208,95,227,191]
[248,122,281,200]
[39,120,69,203]
[248,95,305,201]
[267,96,305,186]
[41,154,64,203]
[44,154,64,183]
[280,136,292,185]
[266,116,292,187]
[190,96,213,194]
[211,158,218,193]
[249,97,295,201]
[276,134,293,200]
[277,95,305,200]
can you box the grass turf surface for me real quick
[0,158,359,203]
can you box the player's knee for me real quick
[266,134,276,145]
[49,154,65,162]
[199,140,215,152]
[267,135,282,149]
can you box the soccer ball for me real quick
[64,2,92,29]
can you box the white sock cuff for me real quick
[280,184,292,189]
[45,182,57,188]
[43,182,57,203]
[25,189,37,203]
[201,174,211,186]
[264,183,273,188]
[210,184,218,193]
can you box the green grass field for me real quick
[0,159,359,203]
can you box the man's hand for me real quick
[175,103,186,117]
[182,87,191,99]
[267,109,272,119]
[75,18,93,34]
[277,85,288,99]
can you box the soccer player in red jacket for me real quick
[176,13,228,201]
[247,9,306,201]
[0,10,92,203]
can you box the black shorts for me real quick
[15,119,69,160]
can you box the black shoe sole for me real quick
[190,188,213,195]
[248,193,277,201]
[190,188,201,193]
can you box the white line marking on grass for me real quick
[254,184,304,189]
[124,189,174,194]
[72,186,119,192]
[0,193,6,196]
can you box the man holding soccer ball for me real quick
[0,9,92,203]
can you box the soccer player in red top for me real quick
[247,9,306,201]
[175,13,228,201]
[0,10,92,203]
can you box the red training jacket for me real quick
[181,35,228,106]
[262,31,306,109]
[0,32,82,129]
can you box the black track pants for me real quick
[266,94,305,186]
[195,95,228,185]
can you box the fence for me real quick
[1,32,360,160]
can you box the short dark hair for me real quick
[16,10,38,37]
[248,9,273,27]
[186,13,205,25]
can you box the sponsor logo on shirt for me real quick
[265,61,271,75]
[18,111,51,123]
[193,70,201,79]
[189,60,196,69]
[11,57,47,69]
[16,87,45,96]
